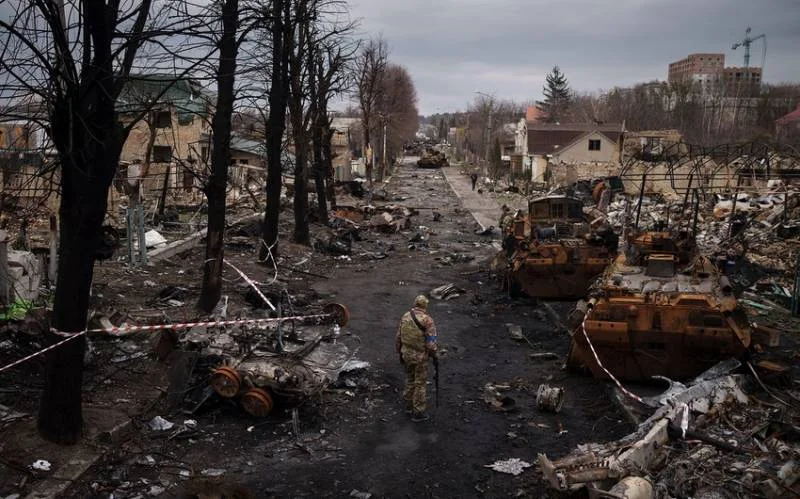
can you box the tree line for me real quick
[425,65,799,163]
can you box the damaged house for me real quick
[116,75,215,202]
[513,120,625,184]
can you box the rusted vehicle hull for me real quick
[504,246,612,299]
[566,248,751,381]
[567,301,750,381]
[495,195,618,300]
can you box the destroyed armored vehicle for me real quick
[185,303,354,417]
[566,229,752,381]
[493,196,618,299]
[416,148,449,168]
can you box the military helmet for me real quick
[414,295,429,310]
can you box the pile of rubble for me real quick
[539,360,800,498]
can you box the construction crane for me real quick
[731,26,766,68]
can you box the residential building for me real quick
[118,76,214,198]
[0,116,56,206]
[330,117,359,181]
[514,120,625,181]
[776,103,800,140]
[622,129,685,161]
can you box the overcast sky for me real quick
[348,0,800,115]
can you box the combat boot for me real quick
[411,411,430,422]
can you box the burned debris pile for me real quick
[539,360,800,498]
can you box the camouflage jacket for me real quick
[395,307,437,363]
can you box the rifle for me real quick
[432,354,439,408]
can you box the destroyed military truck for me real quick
[416,148,449,168]
[492,196,618,299]
[566,228,752,381]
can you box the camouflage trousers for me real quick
[403,360,428,413]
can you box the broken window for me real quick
[153,110,172,128]
[152,145,172,163]
[550,202,564,219]
[588,139,601,151]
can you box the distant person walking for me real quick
[395,295,438,422]
[470,173,478,190]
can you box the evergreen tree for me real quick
[536,66,572,123]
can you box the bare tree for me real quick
[198,0,243,312]
[310,37,357,220]
[0,0,202,443]
[259,0,292,263]
[374,64,419,173]
[354,36,388,185]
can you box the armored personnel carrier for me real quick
[416,148,449,168]
[493,196,618,299]
[566,229,751,381]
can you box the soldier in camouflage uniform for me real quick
[395,295,438,422]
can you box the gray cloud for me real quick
[349,0,800,114]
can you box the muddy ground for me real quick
[0,160,633,498]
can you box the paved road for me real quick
[441,166,502,231]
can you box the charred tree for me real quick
[260,0,292,263]
[0,0,159,444]
[199,0,240,312]
[310,60,328,222]
[287,0,313,246]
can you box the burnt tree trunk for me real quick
[260,0,291,263]
[310,58,327,222]
[38,94,126,444]
[292,142,310,245]
[198,0,239,312]
[288,2,310,246]
[323,127,336,210]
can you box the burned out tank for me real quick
[493,196,618,299]
[566,230,751,381]
[416,148,449,168]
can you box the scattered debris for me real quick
[31,460,51,472]
[535,384,565,413]
[485,458,532,476]
[430,283,465,300]
[148,415,174,431]
[483,383,517,412]
[506,324,524,341]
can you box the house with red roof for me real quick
[776,103,800,140]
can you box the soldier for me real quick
[395,295,438,422]
[470,172,478,190]
[499,205,513,234]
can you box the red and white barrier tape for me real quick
[0,331,87,373]
[580,314,644,404]
[224,259,276,311]
[0,313,333,374]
